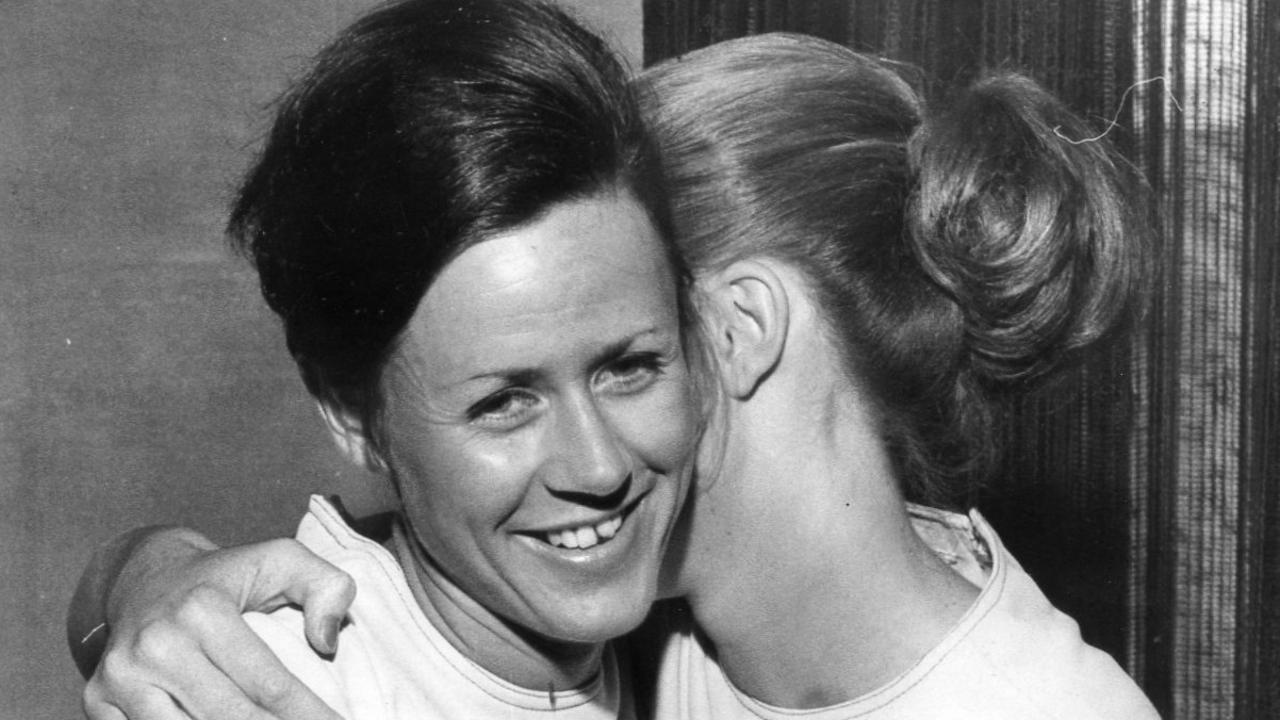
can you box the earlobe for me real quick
[702,259,789,399]
[317,402,385,472]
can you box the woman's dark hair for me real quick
[229,0,675,439]
[640,33,1151,506]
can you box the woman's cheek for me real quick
[395,430,545,544]
[388,422,524,502]
[614,380,698,470]
[436,428,540,486]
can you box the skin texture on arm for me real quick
[69,526,357,720]
[69,526,197,680]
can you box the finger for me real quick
[196,610,344,720]
[120,693,190,720]
[83,699,129,720]
[87,646,192,720]
[83,703,132,720]
[163,657,313,720]
[83,685,132,720]
[230,539,352,610]
[299,569,356,655]
[227,539,356,654]
[85,684,189,720]
[125,586,342,720]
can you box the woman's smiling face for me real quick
[374,190,696,646]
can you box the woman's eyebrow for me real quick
[460,327,667,384]
[464,368,541,386]
[588,328,667,365]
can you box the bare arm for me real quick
[69,526,355,720]
[69,526,217,679]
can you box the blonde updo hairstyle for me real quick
[639,33,1150,505]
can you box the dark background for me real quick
[644,1,1280,718]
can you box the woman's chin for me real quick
[526,590,657,645]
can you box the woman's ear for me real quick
[316,402,385,473]
[700,259,789,399]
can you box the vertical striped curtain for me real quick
[643,2,1280,718]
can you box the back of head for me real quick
[229,0,671,434]
[640,33,1151,505]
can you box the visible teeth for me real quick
[544,512,626,549]
[576,526,599,549]
[597,516,621,539]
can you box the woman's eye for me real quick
[467,390,540,427]
[597,354,664,394]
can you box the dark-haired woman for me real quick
[74,1,698,718]
[73,25,1159,720]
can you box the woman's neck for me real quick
[393,525,605,691]
[680,357,979,709]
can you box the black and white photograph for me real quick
[3,1,1277,718]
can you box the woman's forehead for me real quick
[397,194,680,379]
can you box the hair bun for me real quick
[906,73,1151,387]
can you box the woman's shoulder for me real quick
[914,508,1161,719]
[240,496,428,717]
[247,496,635,719]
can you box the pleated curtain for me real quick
[642,1,1280,718]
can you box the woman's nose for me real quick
[543,393,631,501]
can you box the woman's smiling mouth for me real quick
[546,513,624,549]
[527,495,646,552]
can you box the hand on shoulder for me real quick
[73,527,354,720]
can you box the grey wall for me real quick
[0,1,641,717]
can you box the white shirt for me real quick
[648,506,1160,720]
[246,498,1156,719]
[244,495,633,720]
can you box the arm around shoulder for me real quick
[68,525,218,679]
[71,526,355,720]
